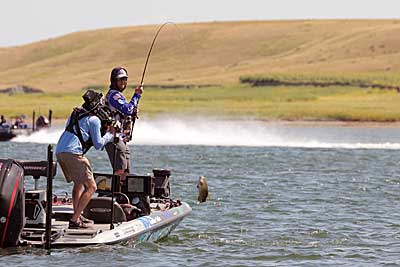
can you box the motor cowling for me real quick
[0,159,25,248]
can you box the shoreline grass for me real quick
[2,84,400,122]
[240,73,400,90]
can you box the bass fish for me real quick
[197,176,208,203]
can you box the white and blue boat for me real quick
[0,145,191,249]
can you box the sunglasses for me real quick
[117,77,128,82]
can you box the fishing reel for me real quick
[111,120,122,132]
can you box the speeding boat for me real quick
[0,110,52,141]
[0,145,191,249]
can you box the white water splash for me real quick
[12,128,63,144]
[11,118,400,149]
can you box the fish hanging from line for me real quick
[197,176,208,203]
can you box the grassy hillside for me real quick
[2,20,400,92]
[3,20,400,122]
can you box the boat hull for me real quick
[21,202,192,248]
[0,131,16,141]
[0,128,31,141]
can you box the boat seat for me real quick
[83,197,127,224]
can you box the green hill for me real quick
[2,20,400,92]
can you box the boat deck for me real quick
[20,201,192,247]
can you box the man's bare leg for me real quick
[71,179,97,222]
[115,169,127,183]
[72,183,83,214]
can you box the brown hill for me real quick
[1,20,400,92]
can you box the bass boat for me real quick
[0,145,191,249]
[0,110,52,141]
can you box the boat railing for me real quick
[20,157,57,190]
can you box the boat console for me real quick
[89,173,156,222]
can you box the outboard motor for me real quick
[35,115,50,130]
[0,160,25,248]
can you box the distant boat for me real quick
[0,110,52,141]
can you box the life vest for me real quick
[105,89,134,141]
[105,89,124,120]
[65,107,94,155]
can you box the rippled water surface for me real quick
[2,124,400,266]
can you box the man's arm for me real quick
[108,91,141,115]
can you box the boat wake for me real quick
[11,118,400,150]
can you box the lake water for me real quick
[1,119,400,266]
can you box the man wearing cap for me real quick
[105,67,143,183]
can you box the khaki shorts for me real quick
[56,153,94,184]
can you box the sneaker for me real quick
[80,215,94,224]
[69,220,90,229]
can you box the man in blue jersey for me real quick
[56,90,114,229]
[105,67,143,183]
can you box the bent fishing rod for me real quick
[110,23,176,228]
[140,22,174,86]
[130,22,175,135]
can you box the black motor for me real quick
[0,159,25,248]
